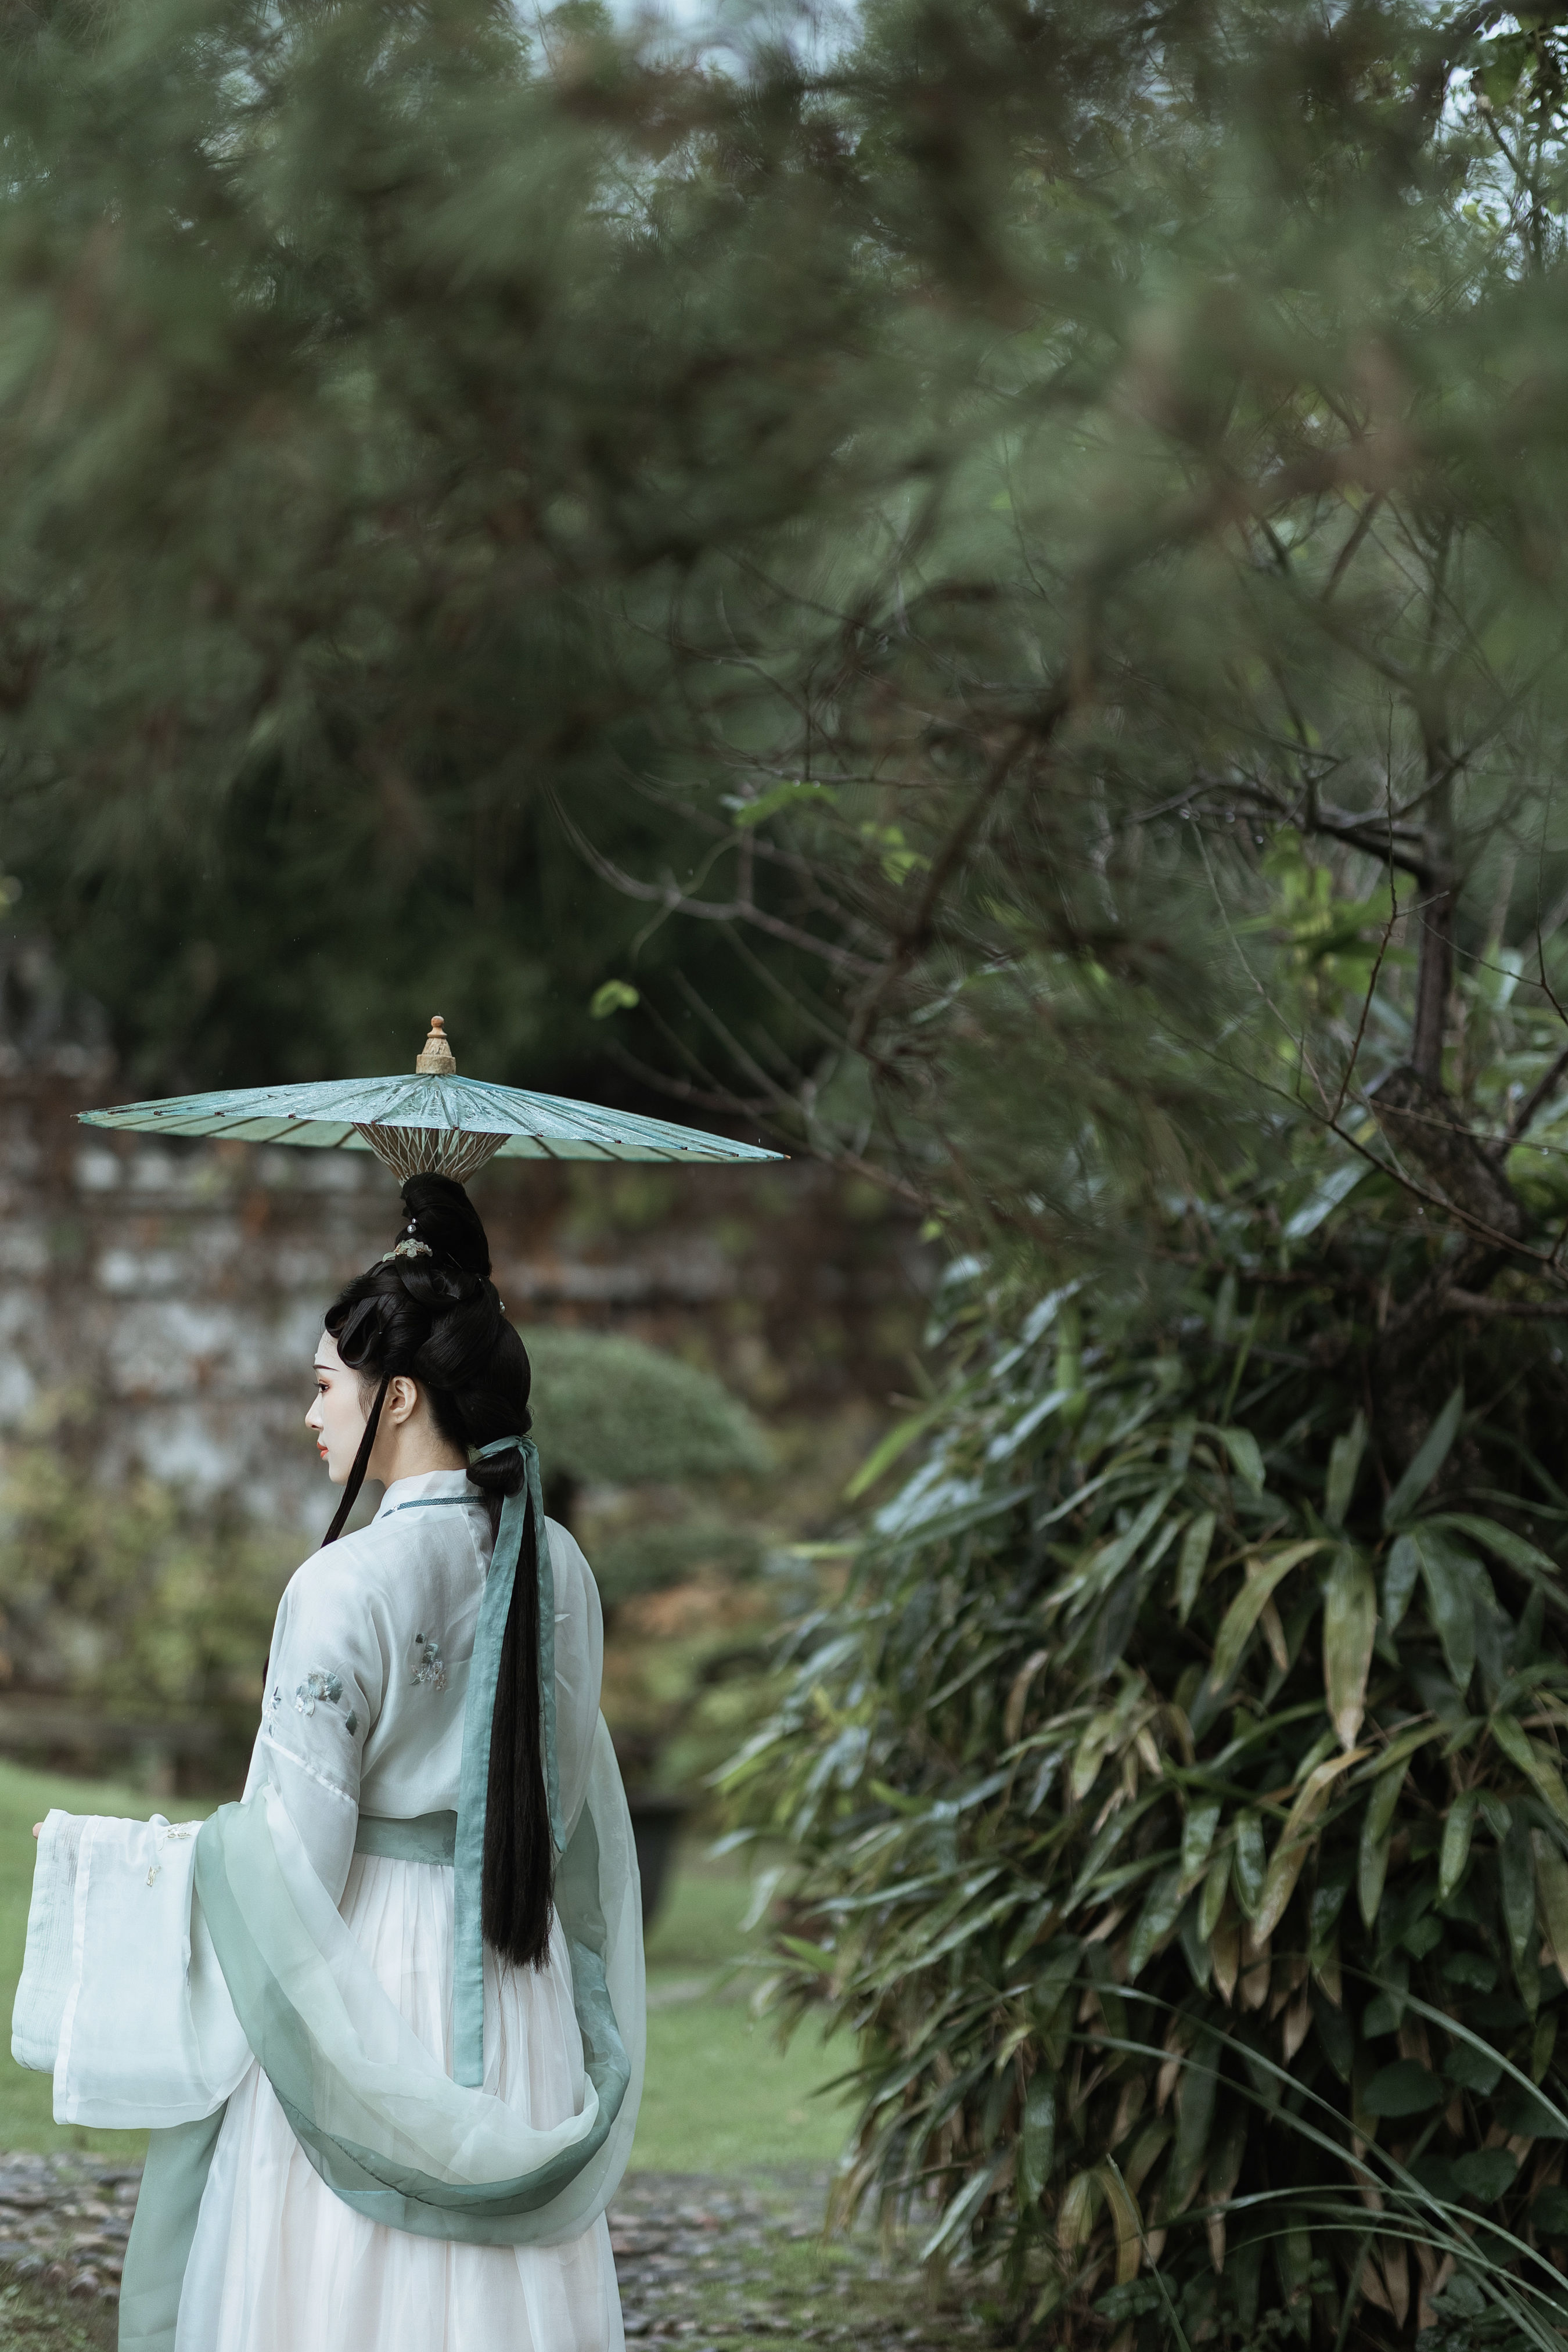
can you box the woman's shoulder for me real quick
[279,1505,473,1620]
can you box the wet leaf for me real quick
[1451,2148,1517,2203]
[1382,1535,1420,1635]
[1200,1850,1230,1939]
[1056,2168,1100,2256]
[1440,1790,1477,1900]
[1323,1546,1376,1749]
[1210,1912,1240,2005]
[1501,1810,1537,1965]
[1382,1386,1463,1531]
[1175,1511,1215,1625]
[1095,2160,1143,2285]
[1429,1513,1558,1580]
[1181,1796,1221,1883]
[1310,1846,1354,1956]
[1231,1810,1266,1919]
[1324,1411,1367,1530]
[1493,1712,1568,1824]
[1218,1427,1265,1494]
[1358,1823,1393,1931]
[1363,2060,1444,2116]
[1128,1868,1184,1979]
[1207,1544,1324,1693]
[1412,1527,1477,1693]
[1019,2075,1056,2202]
[1444,2041,1502,2095]
[1254,1752,1364,1941]
[1165,2034,1218,2213]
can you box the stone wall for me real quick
[0,1056,927,1536]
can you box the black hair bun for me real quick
[399,1174,492,1278]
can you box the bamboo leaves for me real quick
[1491,1711,1568,1825]
[1359,1757,1408,1927]
[1440,1791,1478,1900]
[1411,1527,1480,1694]
[1206,1542,1326,1696]
[1019,2075,1056,2203]
[1322,1547,1376,1748]
[1175,1509,1215,1624]
[1232,1810,1267,1919]
[1128,1868,1185,1979]
[1181,1796,1221,1882]
[1254,1750,1366,1941]
[735,1251,1568,2302]
[1383,1535,1420,1633]
[1217,1427,1265,1495]
[1324,1412,1366,1530]
[1499,1807,1538,1973]
[1382,1386,1464,1531]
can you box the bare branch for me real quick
[1445,1290,1568,1320]
[848,712,1052,1051]
[1494,1041,1568,1160]
[1321,493,1385,603]
[548,790,879,976]
[1329,877,1400,1125]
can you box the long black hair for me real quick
[322,1173,553,1971]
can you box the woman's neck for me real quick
[367,1421,467,1489]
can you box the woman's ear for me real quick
[384,1374,422,1427]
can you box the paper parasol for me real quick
[79,1016,783,1181]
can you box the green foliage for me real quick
[725,1064,1568,2338]
[0,1442,290,1742]
[0,0,1550,1196]
[0,0,875,1089]
[527,1323,769,1651]
[524,1328,770,1491]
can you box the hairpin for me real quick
[383,1236,434,1261]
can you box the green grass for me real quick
[638,1843,852,2176]
[0,1761,850,2178]
[0,2274,117,2350]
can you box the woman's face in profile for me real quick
[306,1330,367,1486]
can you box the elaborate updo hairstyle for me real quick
[322,1174,552,1970]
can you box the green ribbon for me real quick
[453,1434,560,2087]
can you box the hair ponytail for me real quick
[322,1174,554,1970]
[480,1487,555,1968]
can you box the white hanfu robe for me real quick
[12,1468,643,2352]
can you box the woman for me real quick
[12,1175,643,2352]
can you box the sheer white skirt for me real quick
[175,1853,625,2352]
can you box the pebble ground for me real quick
[0,2155,992,2350]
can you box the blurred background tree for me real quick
[526,1325,776,1801]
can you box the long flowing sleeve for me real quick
[9,1489,641,2192]
[243,1556,382,1905]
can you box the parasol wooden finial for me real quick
[415,1015,457,1077]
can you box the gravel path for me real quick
[0,2156,989,2349]
[0,2155,135,2304]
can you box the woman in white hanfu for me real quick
[12,1175,644,2352]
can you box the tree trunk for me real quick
[1409,871,1455,1083]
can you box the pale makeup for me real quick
[307,1329,466,1488]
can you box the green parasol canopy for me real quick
[80,1016,783,1181]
